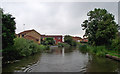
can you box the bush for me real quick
[87,45,106,56]
[2,46,20,62]
[41,37,55,45]
[111,36,120,52]
[58,43,70,48]
[78,44,88,54]
[79,44,87,51]
[64,35,77,46]
[78,43,107,57]
[14,38,32,57]
[72,41,77,46]
[58,43,64,47]
[3,38,49,62]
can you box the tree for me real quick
[1,8,16,49]
[64,35,73,46]
[42,37,55,45]
[81,8,118,46]
[111,35,120,52]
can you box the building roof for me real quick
[72,37,82,39]
[41,35,62,37]
[18,29,41,36]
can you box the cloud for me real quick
[1,2,118,37]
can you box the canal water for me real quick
[2,47,120,72]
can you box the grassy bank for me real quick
[78,43,120,58]
[107,50,120,58]
[3,38,49,63]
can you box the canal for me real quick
[2,47,120,72]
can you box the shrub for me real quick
[2,46,19,62]
[64,35,73,46]
[39,45,50,51]
[41,37,55,45]
[58,43,70,48]
[58,43,64,47]
[87,45,106,56]
[72,41,77,46]
[78,43,107,57]
[14,38,32,57]
[78,43,88,54]
[3,38,49,62]
[79,44,87,51]
[111,36,120,52]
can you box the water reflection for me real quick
[49,46,73,55]
[29,47,88,72]
[2,53,41,72]
[62,48,64,57]
[2,47,120,72]
[86,54,120,72]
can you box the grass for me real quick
[107,51,120,58]
[78,43,120,58]
[78,43,107,57]
[108,53,120,58]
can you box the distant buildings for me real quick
[16,29,41,44]
[72,36,88,43]
[41,35,63,45]
[82,38,88,43]
[17,29,63,45]
[17,29,88,45]
[72,37,82,42]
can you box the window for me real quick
[22,34,24,37]
[18,34,20,37]
[22,33,26,37]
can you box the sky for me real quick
[1,0,119,38]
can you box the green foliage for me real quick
[3,38,49,62]
[79,44,87,50]
[81,8,118,46]
[107,53,120,58]
[41,37,55,45]
[78,43,107,57]
[78,44,88,54]
[2,9,16,49]
[72,41,77,46]
[64,35,73,45]
[93,46,106,57]
[14,38,32,57]
[58,43,70,47]
[111,35,120,52]
[58,43,64,47]
[2,46,20,62]
[64,35,77,46]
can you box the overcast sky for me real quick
[1,0,119,37]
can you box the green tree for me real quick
[1,8,16,49]
[42,37,55,45]
[111,34,120,52]
[81,8,118,46]
[64,35,73,46]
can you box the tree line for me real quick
[80,8,120,57]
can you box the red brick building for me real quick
[41,35,63,44]
[82,38,88,42]
[17,29,41,44]
[72,37,82,42]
